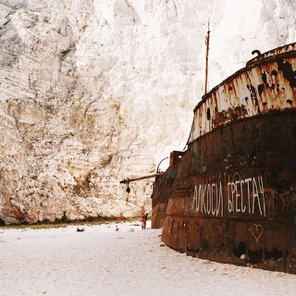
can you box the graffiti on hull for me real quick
[191,175,266,217]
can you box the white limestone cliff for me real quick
[0,0,295,224]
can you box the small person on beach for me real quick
[141,213,148,230]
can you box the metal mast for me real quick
[204,19,210,95]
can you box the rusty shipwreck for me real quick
[151,42,296,274]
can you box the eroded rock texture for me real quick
[0,0,295,224]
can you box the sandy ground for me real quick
[0,221,295,296]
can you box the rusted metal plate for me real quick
[151,166,178,229]
[161,112,296,273]
[189,43,296,142]
[151,151,184,228]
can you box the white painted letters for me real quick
[191,175,265,217]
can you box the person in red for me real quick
[141,213,148,230]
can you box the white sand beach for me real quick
[0,221,295,296]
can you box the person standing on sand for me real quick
[141,213,148,230]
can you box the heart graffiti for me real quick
[249,224,264,243]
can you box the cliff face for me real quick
[0,0,295,224]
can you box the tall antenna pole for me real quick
[204,19,210,95]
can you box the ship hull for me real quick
[153,43,296,273]
[161,110,296,273]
